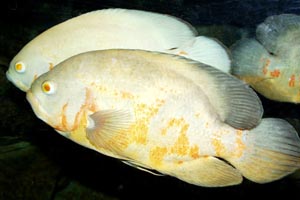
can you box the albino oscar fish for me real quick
[26,49,300,187]
[231,14,300,103]
[6,8,230,92]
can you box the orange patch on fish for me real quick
[212,131,227,157]
[189,145,200,159]
[149,146,168,166]
[177,160,183,165]
[58,103,68,131]
[130,100,165,145]
[270,69,280,78]
[121,91,134,99]
[74,89,97,130]
[49,62,54,70]
[234,130,246,158]
[178,51,188,55]
[262,58,270,75]
[170,124,190,156]
[289,74,295,87]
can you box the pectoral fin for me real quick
[168,156,243,187]
[86,110,133,154]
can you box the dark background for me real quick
[1,0,300,199]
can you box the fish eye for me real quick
[15,62,26,73]
[41,81,56,95]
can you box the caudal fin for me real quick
[167,36,231,73]
[229,118,300,183]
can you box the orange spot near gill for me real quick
[270,69,280,78]
[262,58,270,75]
[289,74,295,87]
[53,103,69,131]
[73,89,97,131]
[61,103,68,130]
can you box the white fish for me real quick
[26,49,300,187]
[231,14,300,103]
[6,8,230,92]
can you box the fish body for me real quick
[26,49,300,187]
[6,8,230,92]
[231,14,300,103]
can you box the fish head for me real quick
[6,46,54,92]
[26,61,92,132]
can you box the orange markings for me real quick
[85,88,97,112]
[212,138,225,157]
[234,130,246,158]
[170,126,189,156]
[121,91,134,99]
[189,145,200,159]
[178,51,188,55]
[149,146,168,166]
[73,88,96,131]
[262,58,270,75]
[270,69,280,78]
[289,74,295,87]
[177,160,183,165]
[211,131,226,157]
[49,63,54,70]
[61,103,68,131]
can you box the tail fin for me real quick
[167,36,231,73]
[229,118,300,183]
[231,38,271,77]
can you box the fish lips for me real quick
[26,90,55,128]
[6,70,30,92]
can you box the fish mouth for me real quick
[26,90,55,127]
[6,71,30,92]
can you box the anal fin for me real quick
[167,156,243,187]
[122,160,164,176]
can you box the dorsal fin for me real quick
[163,55,263,130]
[256,14,300,60]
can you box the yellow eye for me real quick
[42,81,56,94]
[15,62,26,73]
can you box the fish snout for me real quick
[6,70,29,92]
[26,90,52,126]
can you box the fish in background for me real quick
[6,8,230,92]
[231,14,300,103]
[26,49,300,187]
